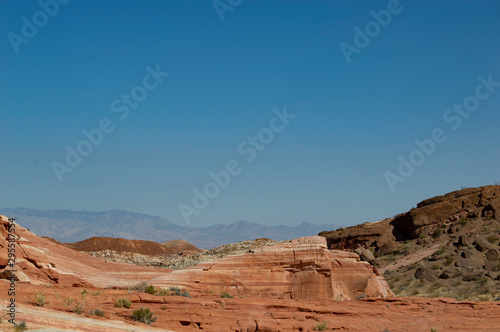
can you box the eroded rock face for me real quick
[0,215,168,287]
[320,185,500,249]
[149,236,393,300]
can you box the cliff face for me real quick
[319,185,500,301]
[320,185,500,250]
[149,236,393,300]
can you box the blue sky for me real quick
[1,0,499,228]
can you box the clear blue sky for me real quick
[1,0,499,227]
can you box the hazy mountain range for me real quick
[1,208,337,249]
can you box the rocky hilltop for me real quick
[320,185,500,300]
[64,237,200,256]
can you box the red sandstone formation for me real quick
[0,215,168,288]
[150,236,393,300]
[64,237,200,256]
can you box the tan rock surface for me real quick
[149,236,393,300]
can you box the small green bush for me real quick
[90,308,105,317]
[93,291,101,296]
[145,285,158,295]
[62,297,74,308]
[169,286,191,298]
[221,291,234,298]
[157,288,170,296]
[14,320,28,332]
[116,298,132,309]
[487,235,497,243]
[132,307,157,324]
[36,292,45,306]
[313,321,328,331]
[432,228,442,239]
[74,304,84,315]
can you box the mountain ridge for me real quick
[0,207,336,249]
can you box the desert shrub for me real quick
[445,257,453,266]
[74,304,84,315]
[169,287,191,298]
[132,307,157,324]
[62,297,74,308]
[436,246,446,256]
[180,290,191,298]
[431,264,440,270]
[432,228,442,239]
[313,321,328,331]
[36,292,45,306]
[459,218,468,226]
[157,288,170,296]
[431,329,438,332]
[116,298,132,309]
[93,291,101,296]
[90,308,105,316]
[131,281,148,292]
[221,291,234,298]
[14,320,28,332]
[169,286,181,295]
[145,285,158,295]
[487,235,497,243]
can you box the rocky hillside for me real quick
[320,185,500,301]
[80,238,280,269]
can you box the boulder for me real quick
[474,238,491,252]
[414,267,437,282]
[486,249,499,261]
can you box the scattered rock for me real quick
[484,261,499,272]
[358,248,376,263]
[486,249,499,261]
[474,238,491,252]
[456,235,471,247]
[460,249,474,259]
[415,267,437,282]
[462,274,481,282]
